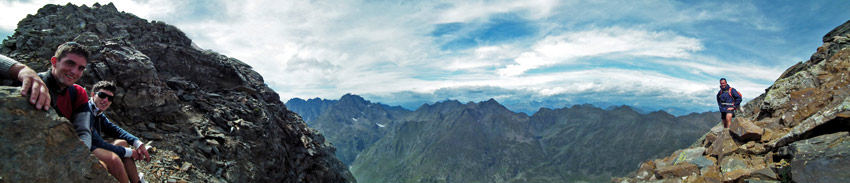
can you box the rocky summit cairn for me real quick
[0,86,115,182]
[1,3,354,183]
[614,20,850,183]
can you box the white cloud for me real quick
[442,45,521,71]
[1,0,834,115]
[679,2,782,31]
[497,27,703,76]
[434,0,558,23]
[655,58,786,82]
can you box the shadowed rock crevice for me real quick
[782,117,850,148]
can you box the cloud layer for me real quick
[2,0,848,115]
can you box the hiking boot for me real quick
[139,172,147,183]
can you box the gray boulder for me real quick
[0,86,115,183]
[782,132,850,183]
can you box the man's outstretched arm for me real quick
[1,54,50,110]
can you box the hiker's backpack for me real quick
[727,87,742,100]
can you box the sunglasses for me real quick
[96,92,114,101]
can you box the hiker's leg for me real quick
[111,140,140,183]
[94,148,129,183]
[122,157,139,183]
[724,113,733,128]
[110,139,128,147]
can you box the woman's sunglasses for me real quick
[96,92,114,101]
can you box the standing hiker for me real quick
[717,78,742,128]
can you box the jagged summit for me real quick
[339,93,370,106]
[285,97,338,122]
[1,3,353,183]
[616,20,850,183]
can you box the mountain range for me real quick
[287,95,718,182]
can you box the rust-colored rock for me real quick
[634,161,657,180]
[655,162,699,179]
[723,169,751,182]
[709,130,738,159]
[730,118,763,142]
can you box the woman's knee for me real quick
[93,148,125,167]
[111,139,129,147]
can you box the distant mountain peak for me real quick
[338,93,369,107]
[340,93,367,102]
[482,98,500,105]
[610,105,638,113]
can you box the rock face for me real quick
[615,20,850,183]
[1,3,354,183]
[0,87,115,183]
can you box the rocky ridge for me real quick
[615,20,850,183]
[1,3,353,182]
[286,97,338,123]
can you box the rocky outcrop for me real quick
[615,20,850,183]
[0,87,114,183]
[1,3,353,182]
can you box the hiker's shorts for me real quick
[721,112,735,119]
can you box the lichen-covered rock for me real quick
[1,3,354,183]
[0,87,115,183]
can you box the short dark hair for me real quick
[92,81,116,93]
[720,78,727,82]
[54,42,90,62]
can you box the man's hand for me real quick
[136,143,151,162]
[131,149,143,161]
[12,64,50,111]
[727,107,735,111]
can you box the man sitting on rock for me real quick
[0,54,51,110]
[88,80,151,183]
[35,42,140,182]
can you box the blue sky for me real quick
[2,0,849,115]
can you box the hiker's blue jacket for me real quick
[716,86,742,113]
[88,99,141,158]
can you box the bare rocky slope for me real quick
[615,20,850,183]
[1,3,354,182]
